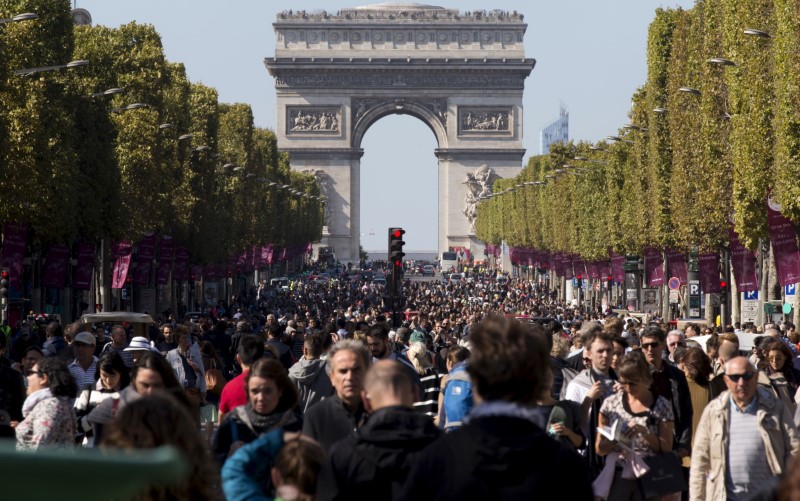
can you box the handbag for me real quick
[639,431,688,498]
[205,358,226,395]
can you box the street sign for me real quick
[669,290,680,304]
[783,303,793,314]
[786,283,797,300]
[689,283,700,295]
[668,277,680,291]
[741,293,759,323]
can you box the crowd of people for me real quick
[2,269,800,499]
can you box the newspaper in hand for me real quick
[597,419,634,451]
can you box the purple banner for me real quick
[610,251,625,284]
[698,253,721,293]
[598,260,611,280]
[111,240,132,289]
[260,244,273,267]
[155,236,174,286]
[190,265,203,281]
[767,199,800,287]
[729,227,759,292]
[73,242,96,290]
[665,249,688,285]
[1,222,29,288]
[42,244,70,289]
[588,261,599,280]
[173,246,190,281]
[644,247,665,287]
[132,234,156,286]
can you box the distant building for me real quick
[539,106,569,155]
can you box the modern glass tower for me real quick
[539,105,569,155]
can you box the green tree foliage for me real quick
[723,0,775,248]
[645,8,677,248]
[1,0,81,241]
[772,0,800,221]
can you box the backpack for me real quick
[439,362,473,431]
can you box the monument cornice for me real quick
[265,58,535,90]
[280,147,365,160]
[434,148,527,161]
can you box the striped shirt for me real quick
[726,395,772,500]
[413,369,441,418]
[69,357,98,390]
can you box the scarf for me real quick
[242,403,296,436]
[22,387,53,418]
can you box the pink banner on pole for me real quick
[665,249,688,285]
[155,236,174,286]
[767,199,800,287]
[132,234,156,286]
[190,265,203,281]
[73,242,96,290]
[698,253,721,293]
[598,260,611,280]
[610,250,625,284]
[259,245,271,267]
[1,222,29,289]
[173,247,189,281]
[644,247,665,287]
[729,227,759,292]
[111,240,132,289]
[42,244,70,289]
[588,261,599,280]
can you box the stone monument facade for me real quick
[265,3,535,263]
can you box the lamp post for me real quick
[0,12,38,25]
[13,59,89,76]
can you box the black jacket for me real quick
[662,362,693,453]
[266,339,293,371]
[318,406,440,501]
[398,415,592,500]
[302,394,366,452]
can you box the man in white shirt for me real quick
[68,332,98,390]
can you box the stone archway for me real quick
[265,3,535,263]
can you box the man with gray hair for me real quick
[666,330,686,363]
[691,356,800,500]
[303,339,371,451]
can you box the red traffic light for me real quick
[0,270,7,280]
[392,229,404,238]
[576,274,582,280]
[394,260,402,267]
[720,280,727,288]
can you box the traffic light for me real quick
[0,268,9,301]
[576,273,583,288]
[388,227,406,268]
[720,279,728,303]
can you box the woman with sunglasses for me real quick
[595,351,676,500]
[14,357,77,451]
[759,340,799,416]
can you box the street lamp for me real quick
[111,102,149,113]
[178,134,192,141]
[14,59,89,76]
[0,12,38,25]
[743,28,771,38]
[90,87,125,98]
[653,107,668,114]
[678,86,701,96]
[708,57,737,67]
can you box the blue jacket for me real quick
[221,429,284,501]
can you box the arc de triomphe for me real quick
[265,3,535,263]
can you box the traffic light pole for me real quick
[388,228,405,328]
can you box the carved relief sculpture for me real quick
[286,106,341,134]
[461,109,510,131]
[463,164,500,233]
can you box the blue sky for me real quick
[72,0,694,251]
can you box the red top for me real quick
[219,370,248,414]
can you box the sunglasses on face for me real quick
[642,342,660,350]
[726,372,755,383]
